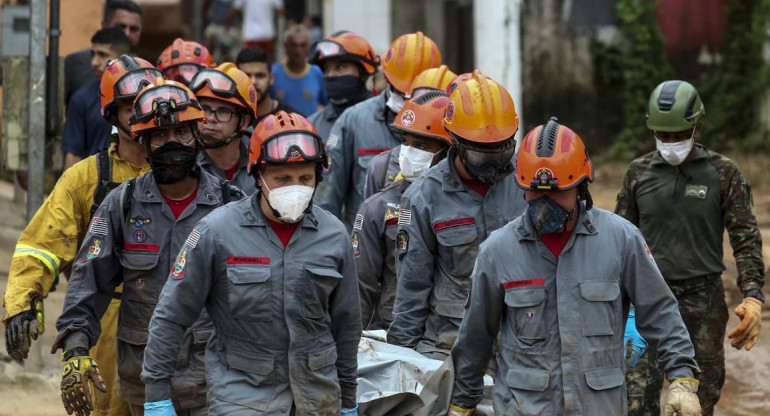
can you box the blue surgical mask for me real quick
[527,196,575,235]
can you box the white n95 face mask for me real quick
[386,88,406,113]
[655,133,694,166]
[261,175,315,223]
[398,144,436,182]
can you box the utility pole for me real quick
[26,0,46,221]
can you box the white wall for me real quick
[323,0,392,54]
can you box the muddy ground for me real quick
[1,157,770,415]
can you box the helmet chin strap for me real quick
[200,131,240,149]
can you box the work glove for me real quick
[663,378,701,416]
[60,347,107,416]
[727,297,762,350]
[144,399,177,416]
[447,404,475,416]
[340,403,359,415]
[5,309,40,361]
[623,310,647,369]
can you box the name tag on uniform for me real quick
[684,184,708,199]
[227,256,270,265]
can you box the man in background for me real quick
[270,25,328,116]
[235,46,298,125]
[227,0,284,59]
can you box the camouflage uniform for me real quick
[615,145,765,416]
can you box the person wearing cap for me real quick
[3,55,157,416]
[307,30,379,141]
[617,80,764,416]
[362,65,457,200]
[317,31,441,230]
[190,62,259,195]
[355,90,452,331]
[51,79,244,416]
[386,72,526,359]
[447,118,701,416]
[141,111,361,415]
[156,38,216,86]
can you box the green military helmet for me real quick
[646,80,705,132]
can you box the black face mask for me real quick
[147,141,199,184]
[325,75,366,106]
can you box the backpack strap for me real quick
[90,149,121,220]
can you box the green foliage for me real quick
[607,0,674,160]
[699,0,770,152]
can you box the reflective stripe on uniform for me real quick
[14,244,61,276]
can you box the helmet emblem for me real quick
[401,110,415,126]
[248,86,257,104]
[446,101,455,120]
[534,168,556,188]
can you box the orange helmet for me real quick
[157,38,215,85]
[129,78,205,139]
[100,55,162,122]
[248,111,327,173]
[381,31,441,94]
[391,90,452,146]
[516,117,594,191]
[443,70,519,144]
[308,30,379,75]
[409,65,457,97]
[190,62,258,119]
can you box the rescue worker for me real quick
[141,111,361,415]
[52,79,244,416]
[3,55,158,416]
[317,31,441,230]
[156,38,216,86]
[387,72,526,359]
[190,62,259,195]
[617,80,765,416]
[448,118,701,416]
[355,90,452,330]
[307,30,378,141]
[363,65,457,200]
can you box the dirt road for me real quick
[1,158,770,415]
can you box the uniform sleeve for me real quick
[143,222,216,402]
[621,226,699,381]
[387,192,436,347]
[354,200,385,328]
[316,113,353,218]
[614,166,640,226]
[328,225,362,408]
[362,153,386,200]
[52,191,125,352]
[719,161,765,293]
[61,95,87,157]
[3,167,90,322]
[451,243,504,408]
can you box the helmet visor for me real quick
[133,85,195,123]
[163,63,203,84]
[262,133,324,164]
[457,137,516,168]
[310,40,346,64]
[115,68,164,98]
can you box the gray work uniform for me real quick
[53,170,244,409]
[316,93,402,230]
[354,178,409,330]
[450,206,699,414]
[141,194,362,415]
[362,146,401,200]
[387,151,527,356]
[198,137,257,195]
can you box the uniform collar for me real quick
[136,169,222,206]
[516,202,598,241]
[240,191,319,230]
[373,93,389,122]
[440,149,469,193]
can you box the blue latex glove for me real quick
[624,310,648,369]
[144,399,176,416]
[341,404,359,415]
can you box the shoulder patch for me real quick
[85,237,102,261]
[396,230,408,258]
[351,232,361,257]
[172,249,187,279]
[353,213,364,230]
[89,216,109,236]
[327,133,340,149]
[184,228,202,249]
[397,208,412,226]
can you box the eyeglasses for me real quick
[114,68,163,99]
[261,133,324,164]
[163,64,203,85]
[148,126,196,148]
[202,105,236,122]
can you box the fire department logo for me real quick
[445,100,455,120]
[133,230,147,243]
[86,238,102,260]
[401,110,415,126]
[172,249,188,279]
[534,168,556,188]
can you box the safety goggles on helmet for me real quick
[310,40,377,68]
[163,63,204,84]
[454,133,516,168]
[115,68,164,99]
[133,85,199,125]
[190,69,249,108]
[261,132,324,164]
